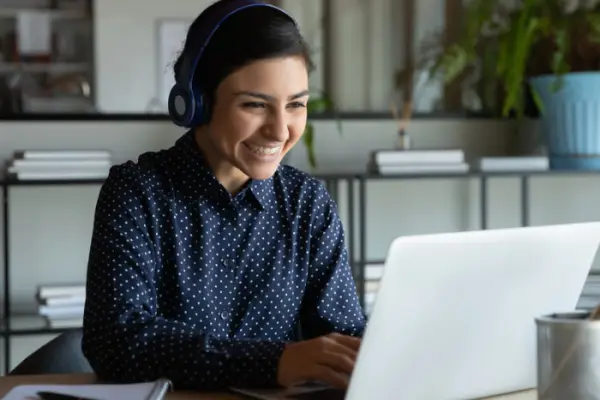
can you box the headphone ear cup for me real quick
[168,84,194,128]
[189,90,212,126]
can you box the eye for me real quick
[243,102,266,108]
[288,102,306,109]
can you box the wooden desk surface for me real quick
[0,373,537,399]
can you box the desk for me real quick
[0,374,537,399]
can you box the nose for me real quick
[263,108,289,142]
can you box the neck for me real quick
[193,127,249,195]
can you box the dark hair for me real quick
[173,1,314,123]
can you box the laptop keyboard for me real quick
[290,388,347,400]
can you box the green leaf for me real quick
[307,97,332,114]
[307,94,342,135]
[302,91,344,169]
[502,13,542,116]
[530,86,545,115]
[303,123,316,168]
[551,24,569,76]
[441,45,470,84]
[587,13,600,44]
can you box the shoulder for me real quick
[276,165,331,204]
[98,148,174,205]
[275,165,337,223]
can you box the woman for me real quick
[81,0,366,391]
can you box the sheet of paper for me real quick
[17,10,51,55]
[1,381,160,400]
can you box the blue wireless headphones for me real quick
[168,0,297,128]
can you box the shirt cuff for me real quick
[209,337,288,388]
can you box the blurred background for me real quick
[2,0,600,376]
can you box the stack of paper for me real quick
[367,149,469,175]
[1,379,172,400]
[6,149,112,180]
[36,284,86,328]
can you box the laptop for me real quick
[232,222,600,400]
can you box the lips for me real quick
[244,143,282,156]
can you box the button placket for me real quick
[217,257,235,325]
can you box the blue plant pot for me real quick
[530,72,600,170]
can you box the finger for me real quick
[333,334,361,351]
[310,364,350,389]
[318,350,355,375]
[320,338,358,359]
[326,340,359,361]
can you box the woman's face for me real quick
[200,55,309,185]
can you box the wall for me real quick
[93,0,211,112]
[92,0,447,113]
[93,0,328,112]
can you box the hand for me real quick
[277,332,361,389]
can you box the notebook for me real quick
[1,378,172,400]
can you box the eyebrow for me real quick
[234,90,310,102]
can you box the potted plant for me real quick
[405,0,600,170]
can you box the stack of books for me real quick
[475,156,549,172]
[36,284,86,329]
[6,149,112,181]
[368,149,469,175]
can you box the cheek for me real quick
[230,113,263,145]
[288,118,307,142]
[213,108,257,148]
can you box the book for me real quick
[371,149,465,165]
[13,150,112,160]
[1,379,172,400]
[37,284,86,300]
[476,156,549,172]
[370,162,470,175]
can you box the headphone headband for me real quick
[168,0,298,128]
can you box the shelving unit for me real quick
[2,169,600,374]
[0,62,88,74]
[1,177,102,374]
[0,1,94,114]
[0,7,88,20]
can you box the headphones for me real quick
[168,0,297,128]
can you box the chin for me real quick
[237,144,286,180]
[244,165,279,181]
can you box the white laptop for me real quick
[232,222,600,400]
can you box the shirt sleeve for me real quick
[81,165,286,390]
[299,185,367,339]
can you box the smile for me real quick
[244,143,282,156]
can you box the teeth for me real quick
[248,144,281,155]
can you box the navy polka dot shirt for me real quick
[81,130,366,390]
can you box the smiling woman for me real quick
[197,56,310,192]
[168,1,315,193]
[81,0,366,393]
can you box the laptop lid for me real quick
[346,222,600,400]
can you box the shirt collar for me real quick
[248,175,275,209]
[171,130,276,210]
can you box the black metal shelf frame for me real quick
[0,170,597,374]
[1,178,103,373]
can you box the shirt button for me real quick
[220,311,229,320]
[222,258,235,268]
